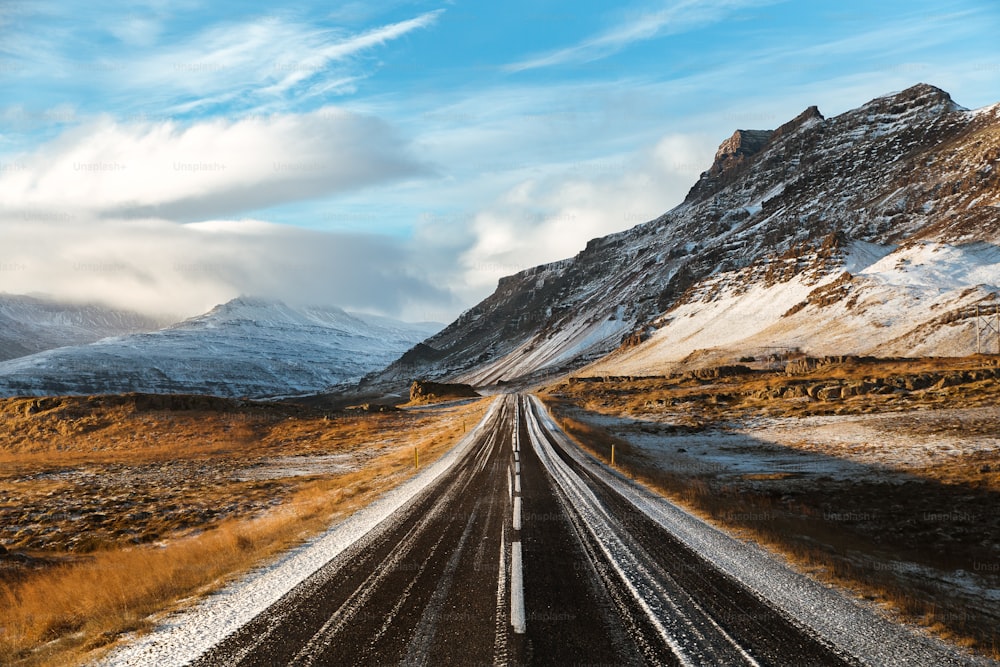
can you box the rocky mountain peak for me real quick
[710,129,773,175]
[771,105,824,143]
[861,83,962,119]
[683,128,773,203]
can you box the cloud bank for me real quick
[0,108,431,221]
[0,215,450,321]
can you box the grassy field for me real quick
[0,393,489,666]
[541,355,1000,659]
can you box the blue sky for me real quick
[1,0,998,320]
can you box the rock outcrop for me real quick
[409,380,480,403]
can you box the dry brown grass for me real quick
[540,392,1000,660]
[547,356,1000,491]
[0,394,489,666]
[554,355,1000,424]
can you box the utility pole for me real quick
[977,305,981,355]
[975,302,1000,356]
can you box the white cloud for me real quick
[0,107,431,220]
[453,132,717,294]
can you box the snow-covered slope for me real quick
[588,240,1000,375]
[0,298,441,398]
[0,294,166,361]
[365,84,1000,388]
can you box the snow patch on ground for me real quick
[584,408,1000,484]
[844,240,896,274]
[860,242,1000,289]
[589,241,1000,376]
[591,273,825,375]
[233,454,357,481]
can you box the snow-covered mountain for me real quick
[366,84,1000,388]
[0,297,441,398]
[0,294,167,361]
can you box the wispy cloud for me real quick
[0,6,444,127]
[134,10,443,113]
[505,0,783,72]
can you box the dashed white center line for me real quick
[514,461,520,474]
[510,542,526,634]
[513,496,521,531]
[514,451,519,462]
[514,474,520,494]
[495,524,508,662]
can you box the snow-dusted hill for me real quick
[365,84,1000,388]
[0,294,166,361]
[0,297,441,398]
[587,240,1000,376]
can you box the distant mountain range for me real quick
[0,297,440,398]
[365,84,1000,388]
[0,294,168,361]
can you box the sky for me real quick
[0,0,998,322]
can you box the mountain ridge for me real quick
[364,83,1000,390]
[0,297,440,398]
[0,294,169,362]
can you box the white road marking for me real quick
[513,496,522,531]
[494,525,508,663]
[513,400,520,453]
[514,474,520,494]
[514,451,519,462]
[511,541,526,634]
[515,461,520,474]
[508,466,512,500]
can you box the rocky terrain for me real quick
[407,379,480,404]
[365,84,1000,390]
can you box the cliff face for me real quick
[712,129,773,175]
[365,84,1000,389]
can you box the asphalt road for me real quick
[190,394,859,666]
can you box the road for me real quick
[185,394,964,666]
